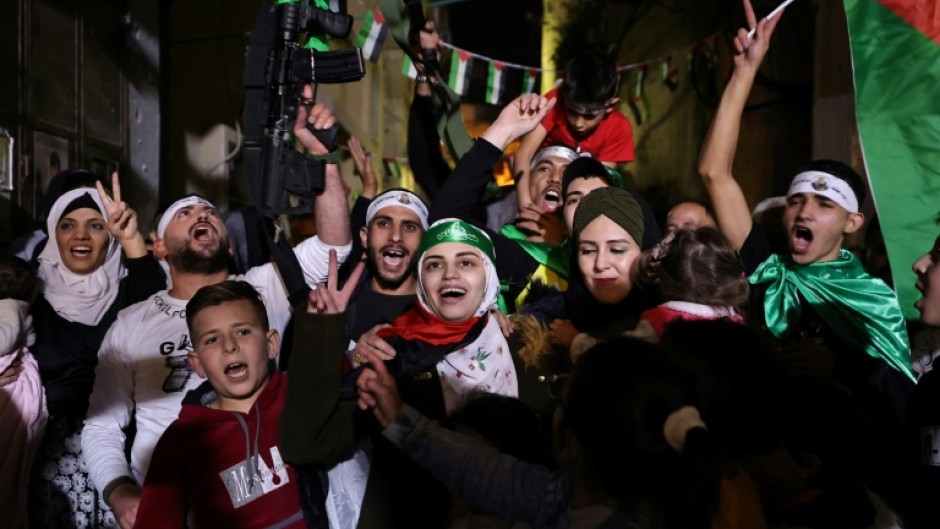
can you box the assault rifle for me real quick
[242,0,365,216]
[239,0,365,307]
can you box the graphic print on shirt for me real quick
[220,446,291,508]
[161,334,194,393]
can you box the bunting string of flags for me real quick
[350,10,717,111]
[355,9,389,62]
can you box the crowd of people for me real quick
[2,2,939,528]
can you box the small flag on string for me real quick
[355,9,388,63]
[627,66,651,126]
[485,61,506,105]
[448,50,473,96]
[660,56,679,92]
[402,55,418,79]
[522,68,539,94]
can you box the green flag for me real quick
[844,0,940,319]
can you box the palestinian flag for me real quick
[355,9,388,62]
[402,55,418,79]
[448,50,473,96]
[844,0,940,319]
[660,56,679,92]
[523,68,539,94]
[627,66,650,126]
[486,61,506,105]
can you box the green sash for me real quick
[500,224,570,278]
[749,250,914,381]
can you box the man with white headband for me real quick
[698,2,914,516]
[82,101,352,529]
[342,188,429,348]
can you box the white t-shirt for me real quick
[82,236,350,493]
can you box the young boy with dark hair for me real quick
[512,50,635,213]
[134,280,329,529]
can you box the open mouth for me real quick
[439,287,466,303]
[224,363,248,379]
[382,246,407,268]
[191,223,217,242]
[542,189,561,213]
[71,245,93,258]
[792,226,814,253]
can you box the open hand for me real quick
[482,94,556,150]
[351,323,397,368]
[347,137,377,199]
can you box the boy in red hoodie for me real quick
[135,281,312,529]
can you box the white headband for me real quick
[156,196,217,238]
[530,145,580,169]
[365,190,429,230]
[787,171,859,213]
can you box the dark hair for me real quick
[657,228,749,307]
[565,337,721,528]
[0,256,40,304]
[660,320,789,457]
[792,159,867,208]
[185,280,269,336]
[776,375,870,486]
[560,51,619,105]
[449,394,547,464]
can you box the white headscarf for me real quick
[37,188,127,326]
[415,219,500,319]
[414,219,517,414]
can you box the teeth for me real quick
[224,363,246,375]
[545,191,559,202]
[442,288,465,298]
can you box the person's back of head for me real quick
[560,51,619,106]
[660,320,789,458]
[564,337,721,528]
[449,394,547,464]
[0,256,40,305]
[657,227,749,307]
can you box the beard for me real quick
[167,237,230,275]
[366,244,416,292]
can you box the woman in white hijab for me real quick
[29,174,166,529]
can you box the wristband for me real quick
[103,475,137,508]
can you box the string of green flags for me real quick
[354,8,716,108]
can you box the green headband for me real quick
[572,187,644,245]
[418,219,496,263]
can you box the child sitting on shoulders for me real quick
[0,256,48,529]
[513,50,634,212]
[639,228,749,339]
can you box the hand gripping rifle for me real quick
[242,0,365,217]
[241,0,365,307]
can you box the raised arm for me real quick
[291,86,353,285]
[428,95,556,224]
[697,0,784,250]
[512,124,549,210]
